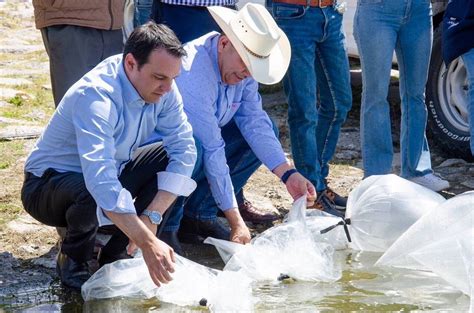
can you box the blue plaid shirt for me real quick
[161,0,235,6]
[176,33,288,210]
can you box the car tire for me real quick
[426,26,473,161]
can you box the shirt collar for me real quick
[208,33,224,85]
[117,57,146,106]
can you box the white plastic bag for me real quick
[81,254,253,312]
[346,174,445,252]
[205,196,342,282]
[305,209,349,250]
[376,191,474,269]
[407,229,472,295]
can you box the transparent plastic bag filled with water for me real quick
[406,229,473,296]
[81,254,253,312]
[346,174,445,252]
[205,196,342,282]
[376,191,474,270]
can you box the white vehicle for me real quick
[241,0,471,160]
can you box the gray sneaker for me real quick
[409,173,450,192]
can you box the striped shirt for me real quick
[161,0,236,6]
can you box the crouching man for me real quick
[21,22,197,289]
[159,4,317,252]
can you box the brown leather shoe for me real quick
[238,200,279,223]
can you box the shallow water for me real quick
[2,249,470,312]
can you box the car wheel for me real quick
[426,27,472,161]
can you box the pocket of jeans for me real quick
[272,3,305,20]
[358,0,383,4]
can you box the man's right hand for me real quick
[104,210,177,288]
[141,238,176,287]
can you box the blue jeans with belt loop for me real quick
[271,2,352,192]
[461,48,474,156]
[354,0,434,178]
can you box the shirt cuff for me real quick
[157,171,197,196]
[219,193,238,212]
[96,188,136,226]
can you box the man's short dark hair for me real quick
[123,22,186,69]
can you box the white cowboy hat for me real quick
[208,3,291,85]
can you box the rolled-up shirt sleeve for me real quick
[155,85,197,196]
[234,79,288,171]
[72,90,134,226]
[182,86,237,211]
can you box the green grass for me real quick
[0,140,27,169]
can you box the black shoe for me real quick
[159,231,184,256]
[178,215,231,243]
[309,191,345,218]
[325,187,347,210]
[56,251,91,290]
[97,249,132,268]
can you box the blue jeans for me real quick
[163,120,276,231]
[354,0,433,178]
[271,4,352,192]
[134,0,153,27]
[461,48,474,156]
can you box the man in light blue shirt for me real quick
[21,23,196,289]
[162,4,317,247]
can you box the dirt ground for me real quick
[1,0,473,310]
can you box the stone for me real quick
[0,77,33,86]
[435,166,467,175]
[0,125,44,140]
[0,88,19,99]
[335,150,360,160]
[6,214,54,234]
[337,130,360,151]
[461,179,474,189]
[31,257,56,269]
[436,158,467,168]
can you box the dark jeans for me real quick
[41,25,123,106]
[163,120,278,230]
[21,142,169,263]
[151,2,235,43]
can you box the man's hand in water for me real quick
[105,211,176,287]
[141,237,176,287]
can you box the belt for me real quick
[273,0,334,7]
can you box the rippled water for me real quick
[2,250,470,312]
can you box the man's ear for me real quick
[218,35,230,52]
[124,53,137,71]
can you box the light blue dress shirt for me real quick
[176,32,288,211]
[25,55,197,225]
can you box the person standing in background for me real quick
[443,0,474,156]
[134,0,153,26]
[32,0,125,107]
[354,0,450,191]
[269,0,352,214]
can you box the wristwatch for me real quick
[141,210,163,225]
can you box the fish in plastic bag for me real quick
[81,254,253,312]
[346,174,445,252]
[205,196,342,282]
[376,191,474,270]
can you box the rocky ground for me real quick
[0,0,473,310]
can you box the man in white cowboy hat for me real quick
[156,3,317,249]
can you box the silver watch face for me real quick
[145,211,162,224]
